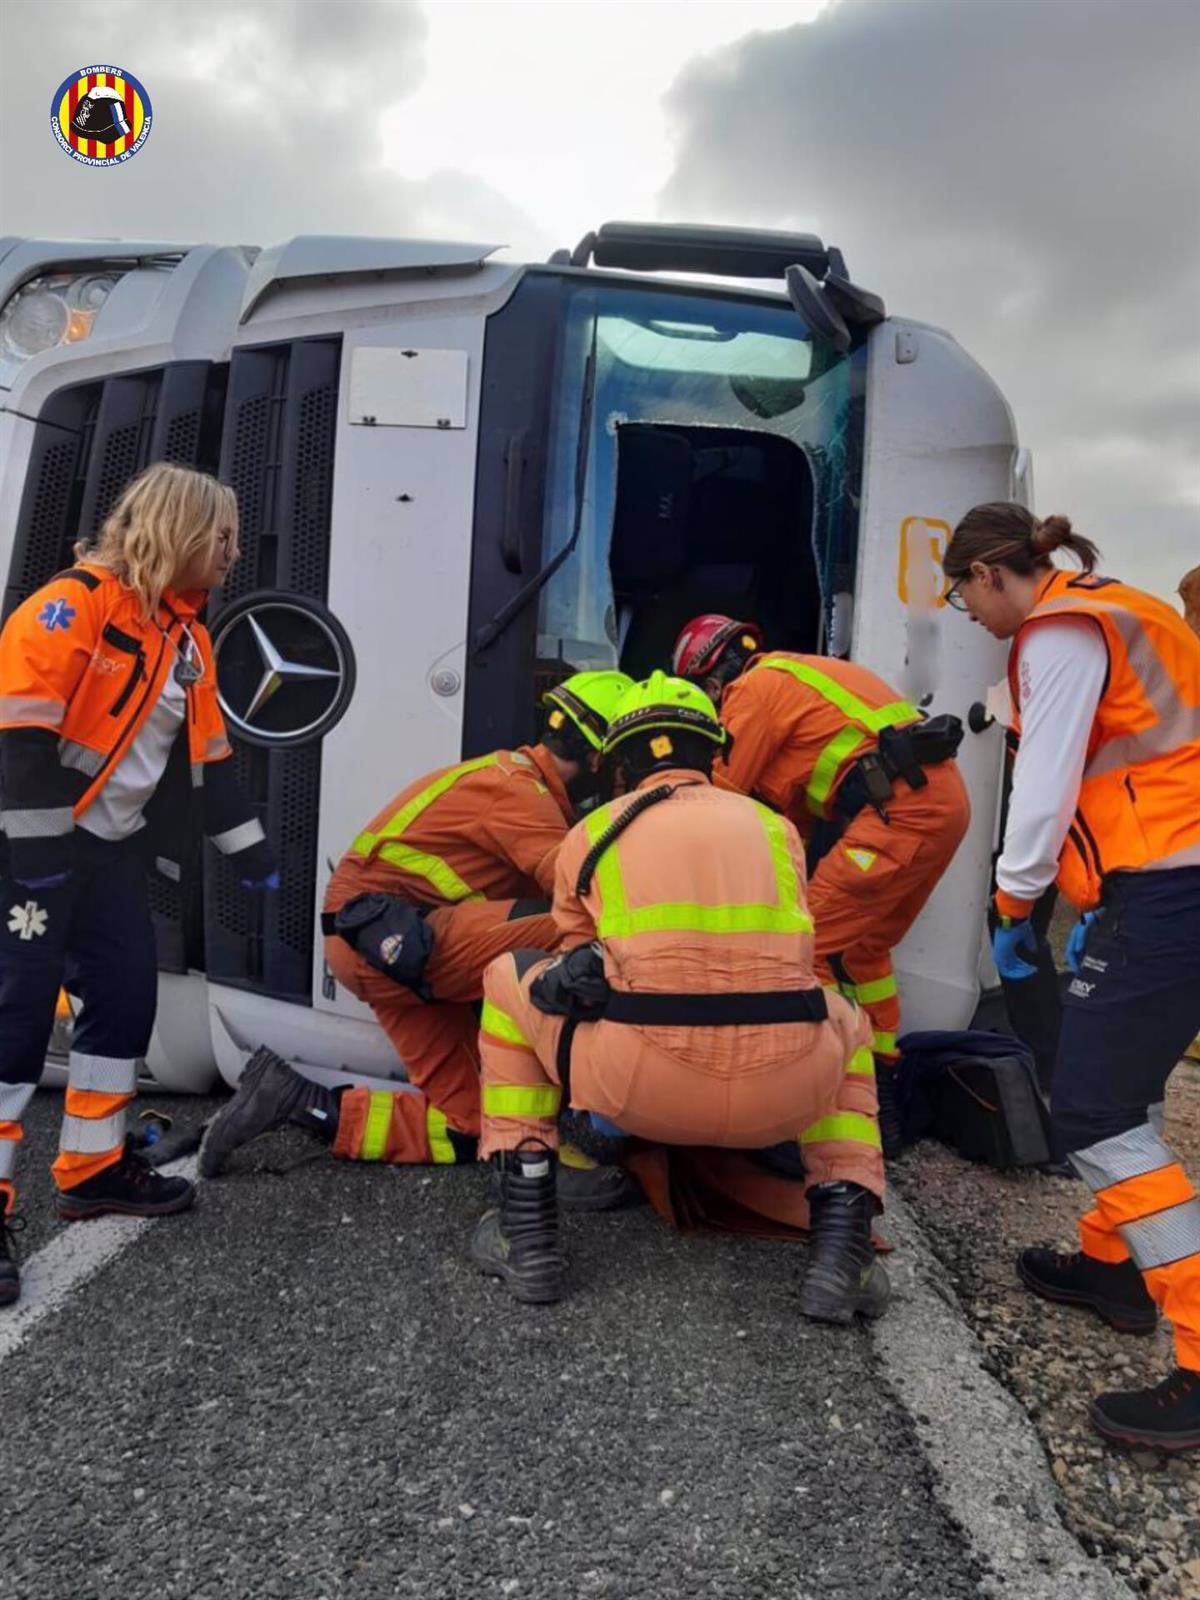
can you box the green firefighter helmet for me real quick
[542,669,635,751]
[602,670,727,762]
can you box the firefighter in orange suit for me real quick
[200,671,637,1206]
[470,672,885,1323]
[945,504,1200,1453]
[0,465,276,1307]
[671,616,971,1161]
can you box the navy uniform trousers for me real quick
[0,830,157,1205]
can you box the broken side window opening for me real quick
[536,283,866,687]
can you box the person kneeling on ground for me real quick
[671,615,970,1160]
[469,670,886,1323]
[199,671,638,1210]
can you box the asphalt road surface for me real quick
[1,1092,985,1600]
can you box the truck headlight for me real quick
[0,270,124,373]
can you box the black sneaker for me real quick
[0,1212,24,1306]
[1090,1368,1200,1453]
[55,1139,195,1221]
[1017,1247,1157,1334]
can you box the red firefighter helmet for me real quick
[670,615,764,681]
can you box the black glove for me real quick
[530,942,611,1019]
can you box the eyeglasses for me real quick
[944,578,969,612]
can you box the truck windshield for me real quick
[536,281,864,678]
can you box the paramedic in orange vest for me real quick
[0,464,277,1307]
[470,672,885,1323]
[671,616,971,1164]
[199,672,637,1208]
[943,502,1200,1454]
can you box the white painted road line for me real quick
[0,1156,198,1366]
[873,1190,1135,1600]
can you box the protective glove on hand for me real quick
[228,834,278,892]
[240,869,280,892]
[1066,911,1099,974]
[991,916,1039,981]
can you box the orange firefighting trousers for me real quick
[476,950,877,1195]
[811,761,971,1063]
[324,901,560,1165]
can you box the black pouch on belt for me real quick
[530,941,612,1021]
[880,714,965,783]
[321,893,436,998]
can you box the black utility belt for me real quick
[835,716,964,821]
[603,988,829,1026]
[529,942,829,1028]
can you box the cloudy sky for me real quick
[2,0,1197,603]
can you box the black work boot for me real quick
[798,1181,890,1325]
[1090,1368,1200,1453]
[557,1144,641,1212]
[199,1046,340,1178]
[472,1140,563,1304]
[55,1139,195,1221]
[1017,1248,1157,1335]
[1,1211,24,1306]
[875,1062,904,1161]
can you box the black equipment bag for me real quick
[899,1029,1052,1169]
[321,893,436,997]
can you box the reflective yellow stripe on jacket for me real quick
[750,655,920,816]
[582,799,814,939]
[352,755,498,903]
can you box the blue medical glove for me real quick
[240,869,280,891]
[992,917,1038,981]
[1066,911,1098,975]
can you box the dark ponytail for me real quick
[943,502,1100,581]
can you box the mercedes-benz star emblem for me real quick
[211,593,356,748]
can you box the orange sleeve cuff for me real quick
[994,889,1037,922]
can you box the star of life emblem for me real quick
[8,900,49,940]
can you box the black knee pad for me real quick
[512,946,552,980]
[507,899,551,922]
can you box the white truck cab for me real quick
[0,223,1017,1093]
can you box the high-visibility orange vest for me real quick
[1009,568,1200,910]
[0,563,231,814]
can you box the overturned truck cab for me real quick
[0,222,1018,1093]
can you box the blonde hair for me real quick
[78,463,238,617]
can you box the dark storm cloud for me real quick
[0,0,544,249]
[662,0,1200,596]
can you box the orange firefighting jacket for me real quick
[1003,568,1200,914]
[713,652,921,833]
[0,563,261,881]
[325,745,575,913]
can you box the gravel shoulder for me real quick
[893,1065,1200,1599]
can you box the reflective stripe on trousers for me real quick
[1072,1120,1200,1370]
[337,1088,465,1165]
[56,1052,138,1170]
